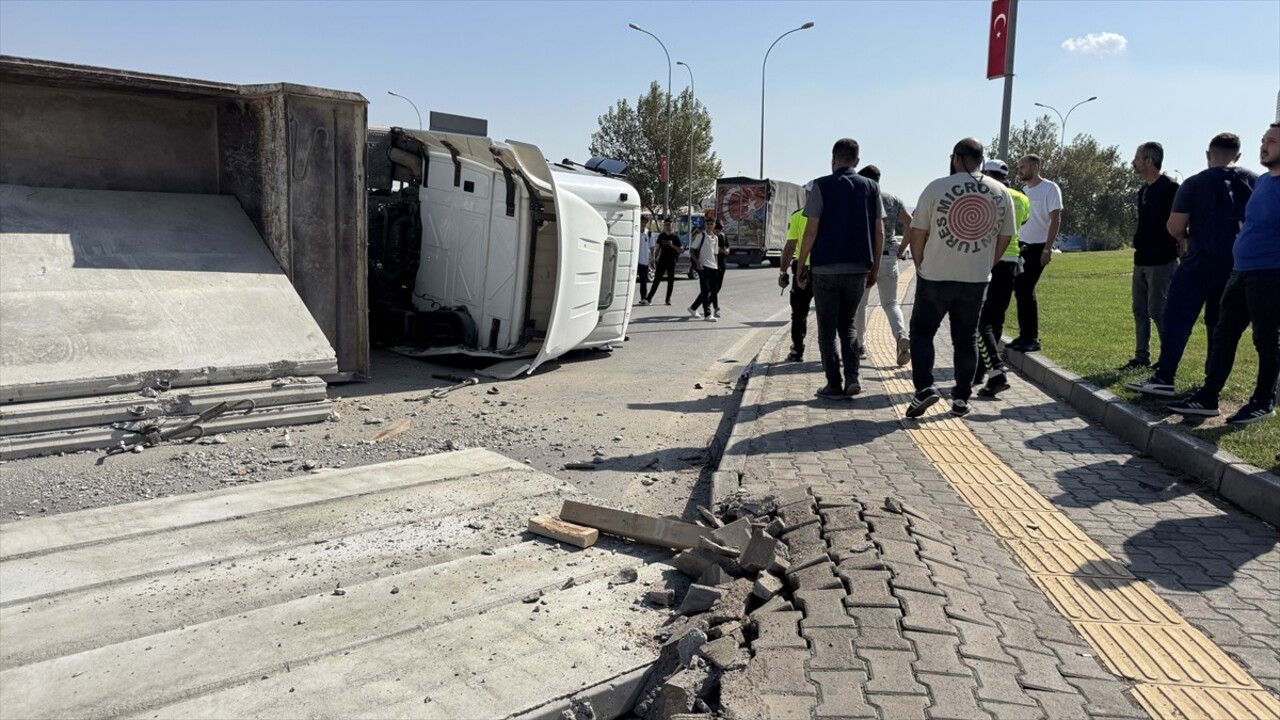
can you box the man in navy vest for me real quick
[797,138,885,399]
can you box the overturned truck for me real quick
[0,56,368,457]
[367,128,640,378]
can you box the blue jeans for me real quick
[812,272,867,389]
[910,278,987,400]
[1154,261,1231,382]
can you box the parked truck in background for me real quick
[714,177,806,267]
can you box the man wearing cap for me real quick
[778,191,814,361]
[796,138,885,399]
[904,139,1015,418]
[973,159,1030,397]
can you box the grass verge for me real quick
[1030,250,1277,473]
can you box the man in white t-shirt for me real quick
[686,221,721,321]
[636,215,655,305]
[904,138,1016,419]
[1009,154,1063,352]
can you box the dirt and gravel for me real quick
[0,347,749,524]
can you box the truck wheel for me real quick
[769,258,781,268]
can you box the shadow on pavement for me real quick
[1118,515,1279,591]
[1049,458,1196,509]
[728,416,898,456]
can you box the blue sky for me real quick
[1,0,1277,203]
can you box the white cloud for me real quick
[1061,32,1128,55]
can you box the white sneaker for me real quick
[896,337,911,367]
[688,307,700,318]
[704,314,717,322]
[714,309,722,318]
[638,299,650,306]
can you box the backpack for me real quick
[1214,167,1254,229]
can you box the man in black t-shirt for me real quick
[644,219,683,306]
[1121,142,1180,371]
[1127,133,1257,398]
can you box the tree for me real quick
[993,115,1140,250]
[590,82,722,217]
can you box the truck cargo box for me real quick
[0,55,369,403]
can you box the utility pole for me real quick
[996,0,1018,162]
[677,61,695,221]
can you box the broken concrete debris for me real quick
[593,488,848,720]
[529,515,600,548]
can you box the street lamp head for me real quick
[1087,96,1098,101]
[1033,102,1046,108]
[800,22,815,29]
[628,23,642,31]
[676,60,688,67]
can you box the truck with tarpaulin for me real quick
[713,177,806,267]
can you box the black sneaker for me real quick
[1008,338,1041,352]
[976,373,1011,398]
[1226,399,1274,425]
[1123,375,1176,398]
[815,384,845,399]
[951,399,972,417]
[843,380,862,398]
[1118,358,1150,371]
[1167,393,1220,418]
[905,387,941,418]
[785,349,803,362]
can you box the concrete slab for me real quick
[0,184,338,403]
[0,447,518,557]
[0,449,673,719]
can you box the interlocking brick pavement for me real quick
[716,268,1280,719]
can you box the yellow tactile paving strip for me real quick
[856,265,1280,719]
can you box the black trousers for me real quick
[790,267,814,353]
[647,256,677,303]
[636,263,650,302]
[976,261,1019,381]
[910,278,987,400]
[1014,243,1048,341]
[1201,269,1280,404]
[690,267,718,316]
[713,267,727,310]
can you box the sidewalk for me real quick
[716,266,1280,720]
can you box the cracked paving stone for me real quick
[867,692,930,720]
[858,649,927,695]
[904,630,971,677]
[810,671,876,718]
[805,627,866,671]
[965,657,1040,708]
[917,671,993,720]
[898,588,958,636]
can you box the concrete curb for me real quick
[711,325,789,507]
[1004,344,1280,528]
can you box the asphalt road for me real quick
[0,265,795,522]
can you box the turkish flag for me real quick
[987,0,1010,80]
[660,155,668,182]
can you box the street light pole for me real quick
[759,22,814,178]
[677,61,695,221]
[386,91,423,130]
[629,23,673,219]
[1033,96,1098,146]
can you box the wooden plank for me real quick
[559,500,712,550]
[528,516,598,548]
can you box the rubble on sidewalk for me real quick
[542,489,853,720]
